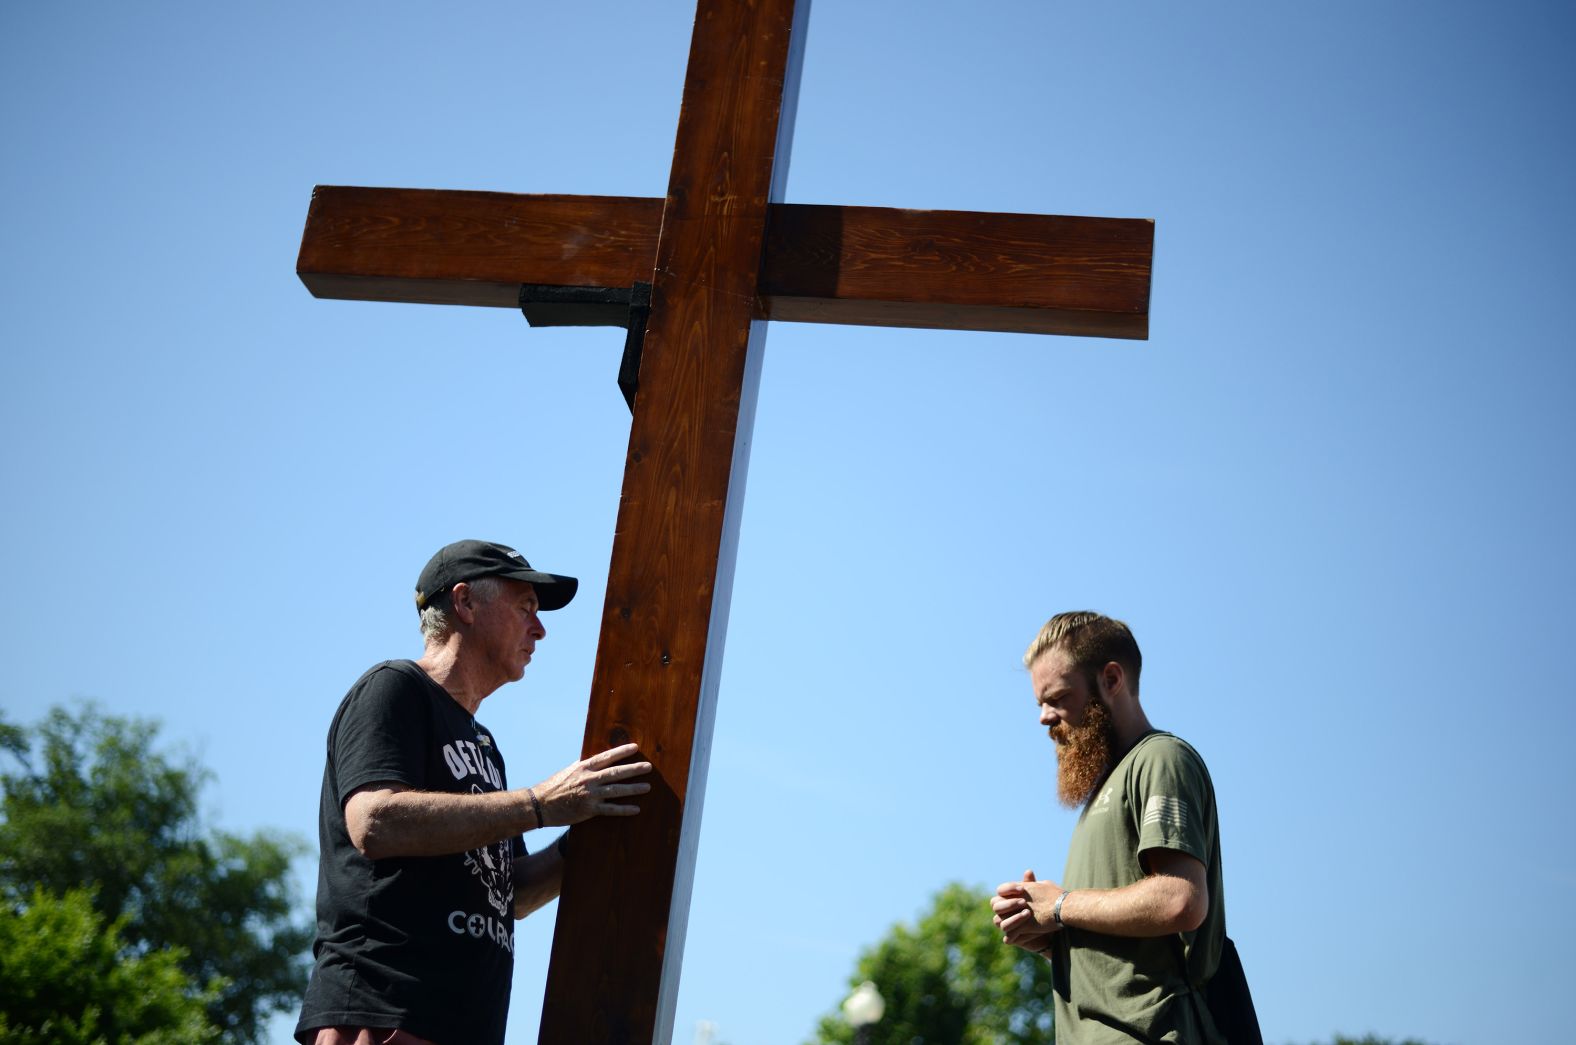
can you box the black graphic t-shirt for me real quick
[296,661,525,1045]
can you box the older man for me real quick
[992,612,1228,1044]
[296,540,652,1045]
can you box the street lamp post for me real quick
[842,980,885,1045]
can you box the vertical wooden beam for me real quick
[539,0,810,1041]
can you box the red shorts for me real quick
[310,1028,438,1045]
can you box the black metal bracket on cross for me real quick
[518,282,654,412]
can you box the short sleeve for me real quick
[1128,735,1214,868]
[330,665,430,806]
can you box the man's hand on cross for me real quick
[533,743,653,827]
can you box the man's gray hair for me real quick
[419,575,503,643]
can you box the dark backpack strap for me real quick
[1204,935,1263,1045]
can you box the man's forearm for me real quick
[1059,873,1206,938]
[513,839,566,919]
[347,787,537,860]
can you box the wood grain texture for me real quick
[537,0,806,1040]
[296,187,662,306]
[298,188,1152,337]
[760,203,1151,338]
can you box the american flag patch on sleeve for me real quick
[1143,795,1189,832]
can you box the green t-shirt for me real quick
[1049,731,1227,1045]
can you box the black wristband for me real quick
[526,786,545,829]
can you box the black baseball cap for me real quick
[415,540,578,613]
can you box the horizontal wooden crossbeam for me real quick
[297,186,1153,339]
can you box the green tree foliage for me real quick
[808,882,1055,1045]
[0,705,313,1044]
[0,885,219,1044]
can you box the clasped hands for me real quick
[991,869,1064,953]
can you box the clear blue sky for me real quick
[3,2,1572,1043]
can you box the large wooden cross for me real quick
[296,1,1152,1040]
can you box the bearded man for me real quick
[991,612,1230,1044]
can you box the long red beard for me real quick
[1051,696,1115,808]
